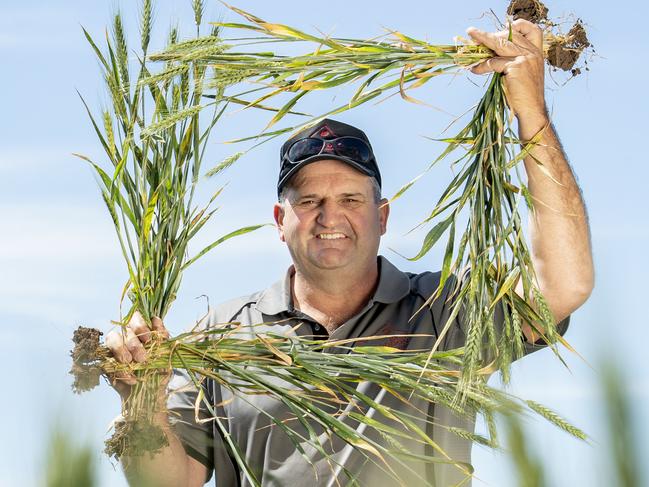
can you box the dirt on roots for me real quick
[70,326,104,393]
[71,326,103,363]
[70,363,103,393]
[506,0,591,74]
[547,21,591,72]
[105,420,169,459]
[507,0,549,23]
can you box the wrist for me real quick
[517,110,550,142]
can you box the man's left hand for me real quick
[467,19,548,137]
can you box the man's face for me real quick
[273,159,389,274]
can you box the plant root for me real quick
[507,0,592,74]
[104,419,169,460]
[70,326,104,394]
[546,21,591,73]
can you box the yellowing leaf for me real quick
[258,334,293,366]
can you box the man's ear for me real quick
[273,202,286,242]
[378,198,390,235]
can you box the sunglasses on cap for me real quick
[285,136,372,165]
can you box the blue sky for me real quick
[1,0,648,485]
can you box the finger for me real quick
[486,24,540,52]
[511,19,543,49]
[129,310,151,344]
[105,330,133,363]
[125,326,148,363]
[467,27,523,57]
[471,57,514,75]
[111,370,137,387]
[467,26,538,57]
[506,28,539,53]
[151,316,170,339]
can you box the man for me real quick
[106,19,594,487]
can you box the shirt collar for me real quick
[254,266,294,315]
[254,255,411,315]
[373,256,411,304]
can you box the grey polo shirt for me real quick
[167,256,568,486]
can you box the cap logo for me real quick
[313,124,336,139]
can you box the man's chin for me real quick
[310,250,352,271]
[313,259,349,271]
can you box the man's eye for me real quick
[298,199,317,207]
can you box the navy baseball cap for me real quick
[278,119,381,197]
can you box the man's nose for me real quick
[316,199,342,228]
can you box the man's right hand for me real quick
[105,311,170,400]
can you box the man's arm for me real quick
[121,413,208,487]
[467,20,594,341]
[106,312,209,487]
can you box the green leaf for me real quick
[352,346,405,354]
[490,268,520,309]
[266,90,308,129]
[182,224,270,270]
[408,213,455,261]
[437,220,456,296]
[141,191,159,239]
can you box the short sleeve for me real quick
[430,272,570,362]
[523,315,570,355]
[493,298,571,359]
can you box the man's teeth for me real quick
[317,233,346,240]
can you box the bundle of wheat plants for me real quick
[75,320,586,485]
[72,0,265,455]
[71,1,592,484]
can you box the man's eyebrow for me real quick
[292,192,365,200]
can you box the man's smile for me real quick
[315,232,348,240]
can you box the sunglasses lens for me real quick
[334,137,371,163]
[287,138,323,163]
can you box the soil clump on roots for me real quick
[70,326,104,393]
[506,0,592,74]
[71,326,103,363]
[507,0,548,23]
[546,21,591,72]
